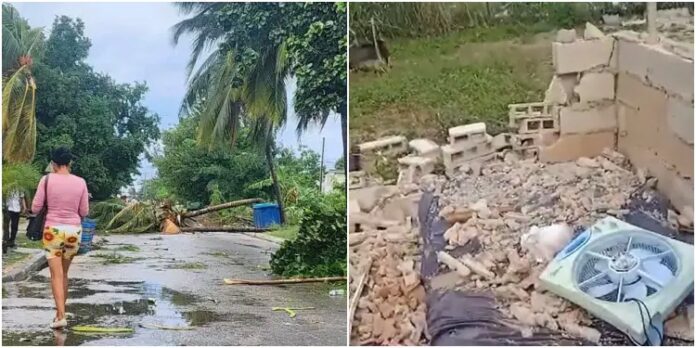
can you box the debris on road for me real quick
[72,326,134,333]
[223,276,347,285]
[139,323,195,331]
[271,306,315,318]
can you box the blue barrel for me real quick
[78,218,97,255]
[253,203,281,228]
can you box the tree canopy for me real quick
[26,13,160,199]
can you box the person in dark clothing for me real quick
[3,189,26,250]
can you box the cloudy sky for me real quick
[13,2,343,187]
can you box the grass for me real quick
[166,262,208,270]
[2,250,30,267]
[91,252,142,265]
[349,24,555,145]
[266,225,300,241]
[114,244,140,252]
[14,232,43,249]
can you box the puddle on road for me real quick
[2,277,224,346]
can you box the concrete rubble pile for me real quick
[432,150,642,343]
[349,185,427,345]
[350,18,694,346]
[435,150,692,343]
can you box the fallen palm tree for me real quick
[91,198,265,234]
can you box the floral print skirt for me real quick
[43,225,82,260]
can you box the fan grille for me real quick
[573,230,679,302]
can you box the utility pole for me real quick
[319,137,325,192]
[646,2,658,45]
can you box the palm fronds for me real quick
[2,3,42,163]
[90,198,126,229]
[2,162,41,197]
[104,201,158,233]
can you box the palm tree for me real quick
[2,4,43,163]
[172,3,289,223]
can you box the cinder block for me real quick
[617,39,652,81]
[508,102,555,128]
[408,138,440,159]
[656,125,694,179]
[666,96,694,145]
[441,136,494,176]
[539,132,616,163]
[398,156,435,173]
[358,136,407,156]
[648,48,694,102]
[552,39,614,74]
[619,145,693,208]
[397,156,435,184]
[617,39,694,101]
[559,104,617,135]
[575,72,615,102]
[616,73,668,115]
[448,122,487,145]
[519,117,559,134]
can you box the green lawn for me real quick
[14,232,43,250]
[266,225,299,241]
[350,25,556,145]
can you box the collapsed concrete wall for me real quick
[537,23,694,212]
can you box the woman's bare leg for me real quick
[62,258,72,308]
[47,258,66,320]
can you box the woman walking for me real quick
[32,147,90,329]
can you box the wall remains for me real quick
[537,24,694,211]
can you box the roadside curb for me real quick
[2,248,47,282]
[243,232,285,245]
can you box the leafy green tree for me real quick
[2,4,44,163]
[152,111,269,206]
[31,15,159,199]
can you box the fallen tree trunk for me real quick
[180,226,269,233]
[224,276,347,285]
[182,198,263,218]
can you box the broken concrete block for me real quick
[350,171,367,189]
[539,132,616,163]
[552,39,614,74]
[448,122,487,146]
[491,133,514,151]
[583,22,605,40]
[358,136,408,156]
[666,96,694,145]
[556,29,577,43]
[602,14,620,26]
[575,72,615,102]
[560,104,617,135]
[397,156,435,184]
[544,75,576,105]
[408,138,440,159]
[519,117,559,134]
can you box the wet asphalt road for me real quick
[2,233,346,346]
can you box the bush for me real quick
[269,191,346,277]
